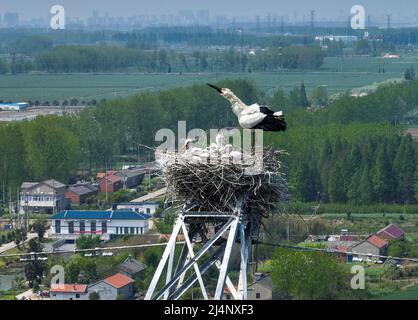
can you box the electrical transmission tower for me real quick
[145,195,258,300]
[386,14,392,30]
[310,10,315,29]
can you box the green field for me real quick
[381,284,418,300]
[0,56,417,102]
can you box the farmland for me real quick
[0,56,416,102]
[381,283,418,300]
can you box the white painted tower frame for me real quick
[145,199,253,300]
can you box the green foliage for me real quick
[271,248,348,299]
[155,213,176,234]
[75,235,101,250]
[24,261,44,288]
[404,66,416,81]
[309,86,329,108]
[355,39,371,55]
[143,247,163,269]
[32,220,47,241]
[387,239,418,258]
[89,291,100,300]
[64,255,99,284]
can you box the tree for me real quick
[143,247,162,269]
[76,235,101,250]
[299,82,309,108]
[328,163,346,203]
[359,165,374,204]
[28,238,41,253]
[404,65,416,81]
[355,40,371,55]
[65,260,81,283]
[89,291,100,300]
[309,86,329,108]
[271,248,348,300]
[372,144,395,203]
[291,163,316,202]
[32,220,47,241]
[24,261,44,288]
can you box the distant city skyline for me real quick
[0,0,418,20]
[1,0,418,28]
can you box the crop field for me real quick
[0,56,416,102]
[381,284,418,300]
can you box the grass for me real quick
[381,283,418,300]
[0,55,416,102]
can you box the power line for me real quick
[256,241,418,263]
[0,241,185,259]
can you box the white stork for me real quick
[207,83,286,132]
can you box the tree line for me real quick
[1,79,418,207]
[0,44,325,74]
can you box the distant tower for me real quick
[367,15,371,29]
[386,14,392,30]
[310,10,315,29]
[280,16,285,34]
[256,15,260,31]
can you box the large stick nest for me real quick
[159,148,288,217]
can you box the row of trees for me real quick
[0,44,325,74]
[2,79,418,205]
[284,128,417,205]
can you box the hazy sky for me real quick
[1,0,418,20]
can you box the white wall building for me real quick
[0,102,29,111]
[116,201,160,215]
[48,210,151,240]
[20,179,68,214]
[50,284,89,300]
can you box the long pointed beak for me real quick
[207,83,223,93]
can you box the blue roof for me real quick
[49,210,151,220]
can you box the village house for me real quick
[65,183,99,205]
[247,273,272,300]
[116,201,160,215]
[98,174,123,193]
[48,209,151,240]
[50,284,89,300]
[376,224,405,241]
[351,235,388,260]
[88,273,135,300]
[118,255,146,278]
[19,179,68,214]
[116,168,144,189]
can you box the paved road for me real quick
[0,233,38,254]
[130,187,166,203]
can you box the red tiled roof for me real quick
[100,174,122,183]
[97,172,106,179]
[340,235,357,242]
[336,246,349,252]
[160,234,185,241]
[50,284,88,293]
[377,224,405,240]
[367,235,388,249]
[104,273,135,289]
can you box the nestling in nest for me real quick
[158,146,288,217]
